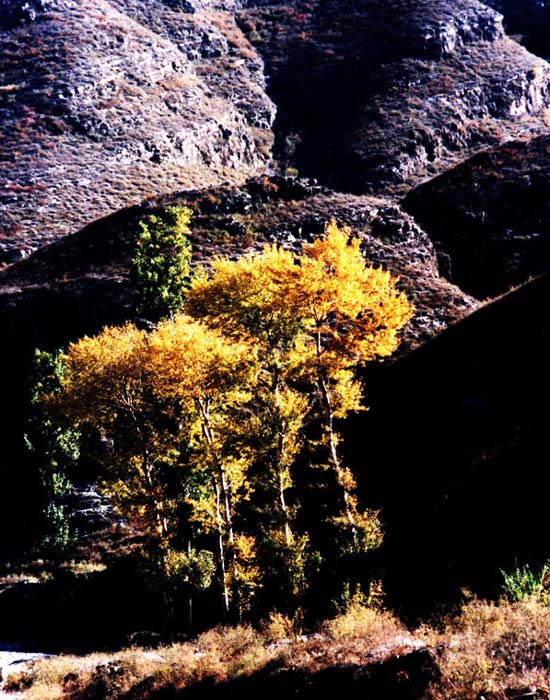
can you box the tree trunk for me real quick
[197,397,240,619]
[314,331,356,533]
[213,477,230,617]
[278,471,292,546]
[273,377,292,547]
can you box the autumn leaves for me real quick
[50,217,413,624]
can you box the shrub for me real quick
[501,561,550,603]
[262,610,304,642]
[325,601,405,643]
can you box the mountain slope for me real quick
[403,134,550,299]
[349,274,550,613]
[3,0,550,266]
[0,0,274,265]
[239,0,550,195]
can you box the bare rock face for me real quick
[403,135,550,300]
[3,0,550,268]
[238,0,550,195]
[0,0,275,266]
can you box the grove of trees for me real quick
[38,213,413,630]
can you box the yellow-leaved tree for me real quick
[188,246,312,605]
[292,222,413,548]
[48,218,412,625]
[147,315,259,619]
[187,221,413,591]
[53,318,259,625]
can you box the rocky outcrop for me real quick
[0,0,275,266]
[238,0,550,195]
[3,0,550,266]
[403,135,550,299]
[0,176,477,355]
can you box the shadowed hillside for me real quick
[403,134,550,299]
[486,0,550,58]
[350,274,550,614]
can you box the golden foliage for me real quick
[52,218,413,619]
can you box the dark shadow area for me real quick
[346,274,550,617]
[485,0,550,59]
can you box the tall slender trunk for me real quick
[213,476,230,616]
[279,472,292,546]
[142,452,177,633]
[197,397,240,620]
[273,373,293,547]
[315,330,356,532]
[162,588,175,642]
[187,539,194,634]
[127,392,177,635]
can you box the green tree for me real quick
[25,349,80,557]
[130,206,193,319]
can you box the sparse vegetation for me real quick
[13,598,550,700]
[426,598,550,700]
[3,603,411,700]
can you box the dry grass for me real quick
[10,599,550,700]
[3,605,410,700]
[426,598,550,700]
[325,602,405,643]
[4,624,280,700]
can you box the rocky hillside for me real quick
[2,0,550,618]
[3,0,550,267]
[0,0,275,265]
[403,134,550,299]
[238,0,550,195]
